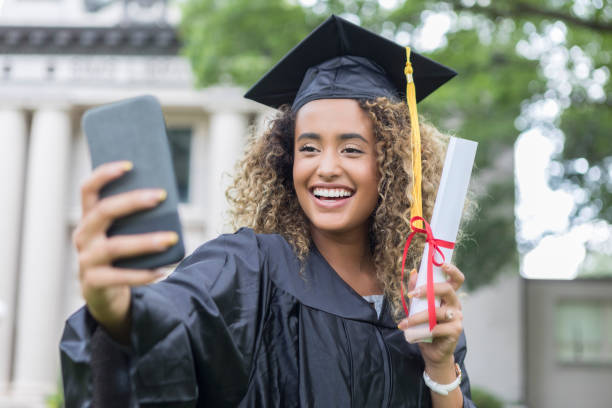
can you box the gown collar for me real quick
[267,237,397,329]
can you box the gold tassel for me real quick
[405,47,423,228]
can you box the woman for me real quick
[61,16,475,407]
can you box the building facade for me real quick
[4,1,610,408]
[525,278,612,408]
[0,1,271,405]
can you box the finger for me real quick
[108,232,179,260]
[442,263,465,292]
[81,161,133,215]
[408,268,418,292]
[78,189,167,241]
[398,306,462,330]
[407,282,461,308]
[442,307,462,323]
[83,266,164,289]
[430,319,463,339]
[398,309,427,330]
[79,232,179,267]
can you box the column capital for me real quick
[198,86,266,116]
[30,104,73,113]
[0,104,26,112]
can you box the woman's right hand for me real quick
[72,161,178,343]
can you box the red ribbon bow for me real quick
[400,216,455,331]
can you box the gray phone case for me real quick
[82,95,185,269]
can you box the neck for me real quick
[311,225,382,296]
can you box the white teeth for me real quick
[313,188,353,198]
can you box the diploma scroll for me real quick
[403,136,477,343]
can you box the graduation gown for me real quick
[60,228,476,407]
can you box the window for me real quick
[167,127,192,203]
[556,299,612,364]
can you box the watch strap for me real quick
[423,363,462,396]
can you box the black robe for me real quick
[60,228,476,407]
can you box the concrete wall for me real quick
[526,279,612,408]
[461,273,525,406]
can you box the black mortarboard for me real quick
[244,14,457,112]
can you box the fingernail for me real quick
[407,288,419,298]
[122,161,133,171]
[410,268,417,277]
[155,232,178,247]
[154,231,178,248]
[166,232,178,246]
[144,190,166,203]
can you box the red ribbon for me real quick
[400,216,455,331]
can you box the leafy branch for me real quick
[447,0,612,32]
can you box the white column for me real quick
[254,108,275,135]
[12,108,71,396]
[0,109,27,391]
[206,111,248,239]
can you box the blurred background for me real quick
[0,0,610,407]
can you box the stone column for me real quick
[254,108,275,136]
[0,109,28,391]
[206,111,248,239]
[12,108,71,396]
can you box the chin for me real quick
[309,216,369,236]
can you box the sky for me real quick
[515,127,611,279]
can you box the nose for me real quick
[317,149,341,179]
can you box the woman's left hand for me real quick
[398,263,465,367]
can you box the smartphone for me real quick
[82,95,185,269]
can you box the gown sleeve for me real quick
[454,331,476,408]
[59,228,271,408]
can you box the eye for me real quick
[342,146,364,154]
[298,144,318,153]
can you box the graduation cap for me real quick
[244,14,457,226]
[244,14,456,111]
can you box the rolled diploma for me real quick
[403,136,477,344]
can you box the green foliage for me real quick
[456,178,518,291]
[180,0,612,288]
[180,0,317,87]
[577,251,612,278]
[556,103,612,221]
[46,378,64,408]
[470,386,504,408]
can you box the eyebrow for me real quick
[296,132,368,143]
[339,133,368,143]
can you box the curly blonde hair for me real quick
[227,97,448,319]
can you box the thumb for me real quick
[408,268,418,292]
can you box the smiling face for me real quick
[293,99,379,237]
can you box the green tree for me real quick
[180,0,612,289]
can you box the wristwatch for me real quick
[423,363,462,396]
